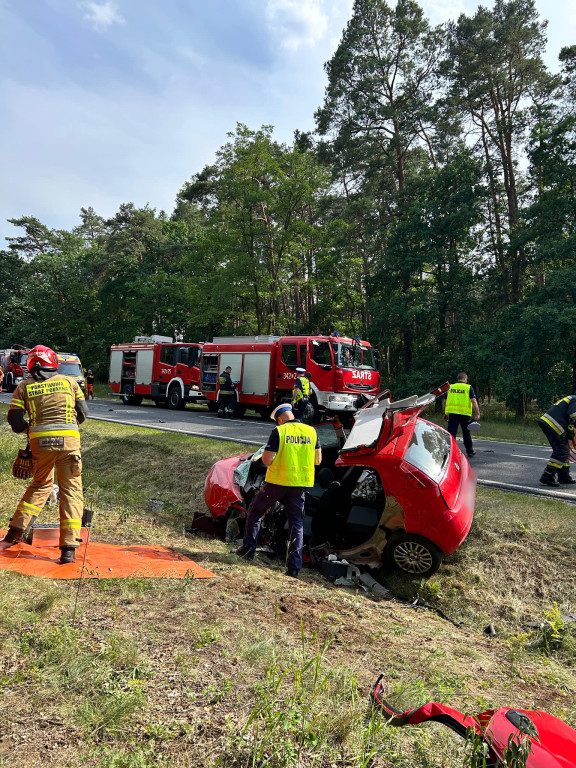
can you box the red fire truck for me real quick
[108,336,204,409]
[0,346,31,392]
[200,334,380,421]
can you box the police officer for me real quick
[235,404,321,578]
[292,367,311,420]
[3,345,88,564]
[218,366,236,418]
[443,373,480,458]
[538,395,576,486]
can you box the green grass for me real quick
[0,406,575,767]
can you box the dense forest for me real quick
[1,0,575,414]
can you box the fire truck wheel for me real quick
[5,374,14,393]
[121,385,142,406]
[207,402,219,413]
[302,399,320,424]
[168,386,184,410]
[154,398,168,408]
[233,404,246,418]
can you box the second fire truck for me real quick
[109,336,204,408]
[200,334,380,421]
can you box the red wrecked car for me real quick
[201,384,476,577]
[372,675,576,766]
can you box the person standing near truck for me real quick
[2,345,88,564]
[218,366,236,418]
[443,373,480,458]
[86,370,95,400]
[292,368,311,420]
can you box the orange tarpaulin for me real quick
[0,531,215,580]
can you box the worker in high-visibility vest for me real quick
[2,345,88,564]
[538,395,576,486]
[443,373,480,459]
[235,403,321,578]
[292,367,311,419]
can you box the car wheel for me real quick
[121,384,142,405]
[168,386,183,410]
[384,532,442,577]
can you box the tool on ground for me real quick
[12,441,33,479]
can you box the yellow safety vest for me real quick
[445,383,473,417]
[10,374,84,451]
[265,422,317,487]
[293,377,310,403]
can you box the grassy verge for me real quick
[0,409,574,767]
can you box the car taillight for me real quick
[399,462,436,489]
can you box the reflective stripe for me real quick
[30,423,79,432]
[18,500,42,514]
[61,519,82,529]
[30,429,80,439]
[548,460,563,469]
[540,415,563,435]
[10,398,25,409]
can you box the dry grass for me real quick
[0,410,575,767]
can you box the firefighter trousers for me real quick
[11,449,84,548]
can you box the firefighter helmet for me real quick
[27,345,59,373]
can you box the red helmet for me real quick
[27,345,59,373]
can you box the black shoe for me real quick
[59,547,77,564]
[557,467,576,484]
[467,450,476,457]
[2,526,24,545]
[285,569,300,579]
[234,544,255,561]
[539,473,560,487]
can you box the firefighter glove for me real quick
[12,442,34,480]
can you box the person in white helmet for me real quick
[235,403,321,578]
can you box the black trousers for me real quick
[538,422,569,468]
[447,414,473,456]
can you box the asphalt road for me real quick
[2,392,575,503]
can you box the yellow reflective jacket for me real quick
[445,383,473,417]
[265,421,317,487]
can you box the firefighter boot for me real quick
[539,467,560,487]
[558,466,576,485]
[1,526,24,546]
[59,547,77,564]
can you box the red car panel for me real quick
[204,454,246,519]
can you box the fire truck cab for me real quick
[0,346,30,392]
[201,334,380,421]
[108,336,203,409]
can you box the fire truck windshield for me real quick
[332,342,376,371]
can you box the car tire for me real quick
[384,532,443,577]
[168,386,184,410]
[121,384,142,406]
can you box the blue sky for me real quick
[1,0,574,245]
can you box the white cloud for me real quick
[82,1,125,32]
[265,0,329,50]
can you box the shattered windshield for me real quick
[332,342,376,370]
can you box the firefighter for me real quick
[86,369,95,400]
[2,345,89,564]
[292,367,311,420]
[443,373,480,458]
[0,366,3,392]
[218,366,236,418]
[538,395,576,486]
[235,404,321,578]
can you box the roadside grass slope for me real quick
[0,410,575,767]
